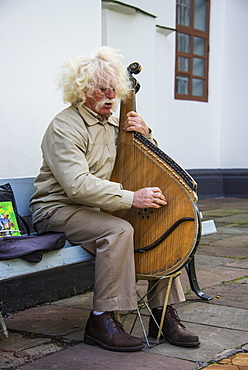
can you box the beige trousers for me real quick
[35,205,185,311]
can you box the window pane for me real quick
[194,36,206,56]
[176,0,191,27]
[177,33,190,53]
[194,0,208,31]
[178,56,190,72]
[193,58,205,76]
[176,75,189,95]
[192,78,204,96]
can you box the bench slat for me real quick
[0,246,94,281]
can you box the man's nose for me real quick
[106,88,116,98]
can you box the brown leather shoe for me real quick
[84,311,144,352]
[148,306,200,347]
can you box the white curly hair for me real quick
[58,46,131,106]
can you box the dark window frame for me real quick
[175,0,211,102]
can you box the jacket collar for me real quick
[76,103,119,127]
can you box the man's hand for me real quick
[123,111,150,136]
[132,187,167,209]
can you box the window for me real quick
[175,0,210,102]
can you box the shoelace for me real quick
[167,305,186,329]
[108,311,125,333]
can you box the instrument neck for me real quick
[118,89,135,142]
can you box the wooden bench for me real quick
[0,178,95,314]
[0,177,216,334]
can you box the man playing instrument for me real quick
[30,46,200,352]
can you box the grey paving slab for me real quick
[199,235,223,243]
[177,302,248,331]
[0,334,52,352]
[198,198,248,210]
[5,305,88,337]
[238,276,248,282]
[180,266,248,291]
[224,259,248,271]
[54,291,93,310]
[213,226,248,235]
[213,234,248,248]
[0,351,26,370]
[193,254,238,268]
[197,245,248,258]
[0,333,64,370]
[19,342,198,370]
[214,214,248,224]
[147,322,247,363]
[201,281,248,309]
[202,209,248,218]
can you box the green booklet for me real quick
[0,201,21,236]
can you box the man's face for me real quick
[85,85,117,119]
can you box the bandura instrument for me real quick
[111,63,201,277]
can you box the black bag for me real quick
[0,183,30,236]
[0,232,66,262]
[0,183,66,263]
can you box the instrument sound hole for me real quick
[138,208,153,220]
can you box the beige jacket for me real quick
[30,104,156,224]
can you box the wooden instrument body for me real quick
[111,90,201,277]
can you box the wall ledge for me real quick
[187,168,248,199]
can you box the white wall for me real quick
[164,0,248,170]
[219,0,248,168]
[102,7,157,129]
[0,0,101,178]
[1,0,247,180]
[146,0,233,170]
[103,0,248,170]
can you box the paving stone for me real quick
[201,281,248,309]
[197,245,248,258]
[213,214,248,224]
[207,346,244,363]
[201,365,237,369]
[19,342,197,370]
[0,351,26,369]
[23,342,64,358]
[146,321,246,363]
[199,199,248,208]
[200,234,224,243]
[225,259,248,269]
[180,266,248,291]
[216,226,248,235]
[234,277,248,283]
[62,328,85,342]
[215,222,233,227]
[0,333,52,352]
[178,302,248,332]
[202,208,248,218]
[219,357,232,363]
[54,291,93,310]
[193,254,237,268]
[199,198,248,209]
[5,305,88,337]
[213,234,248,248]
[232,353,248,366]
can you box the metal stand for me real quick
[185,256,213,300]
[121,271,181,348]
[0,302,8,338]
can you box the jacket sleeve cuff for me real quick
[120,190,134,209]
[144,129,158,146]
